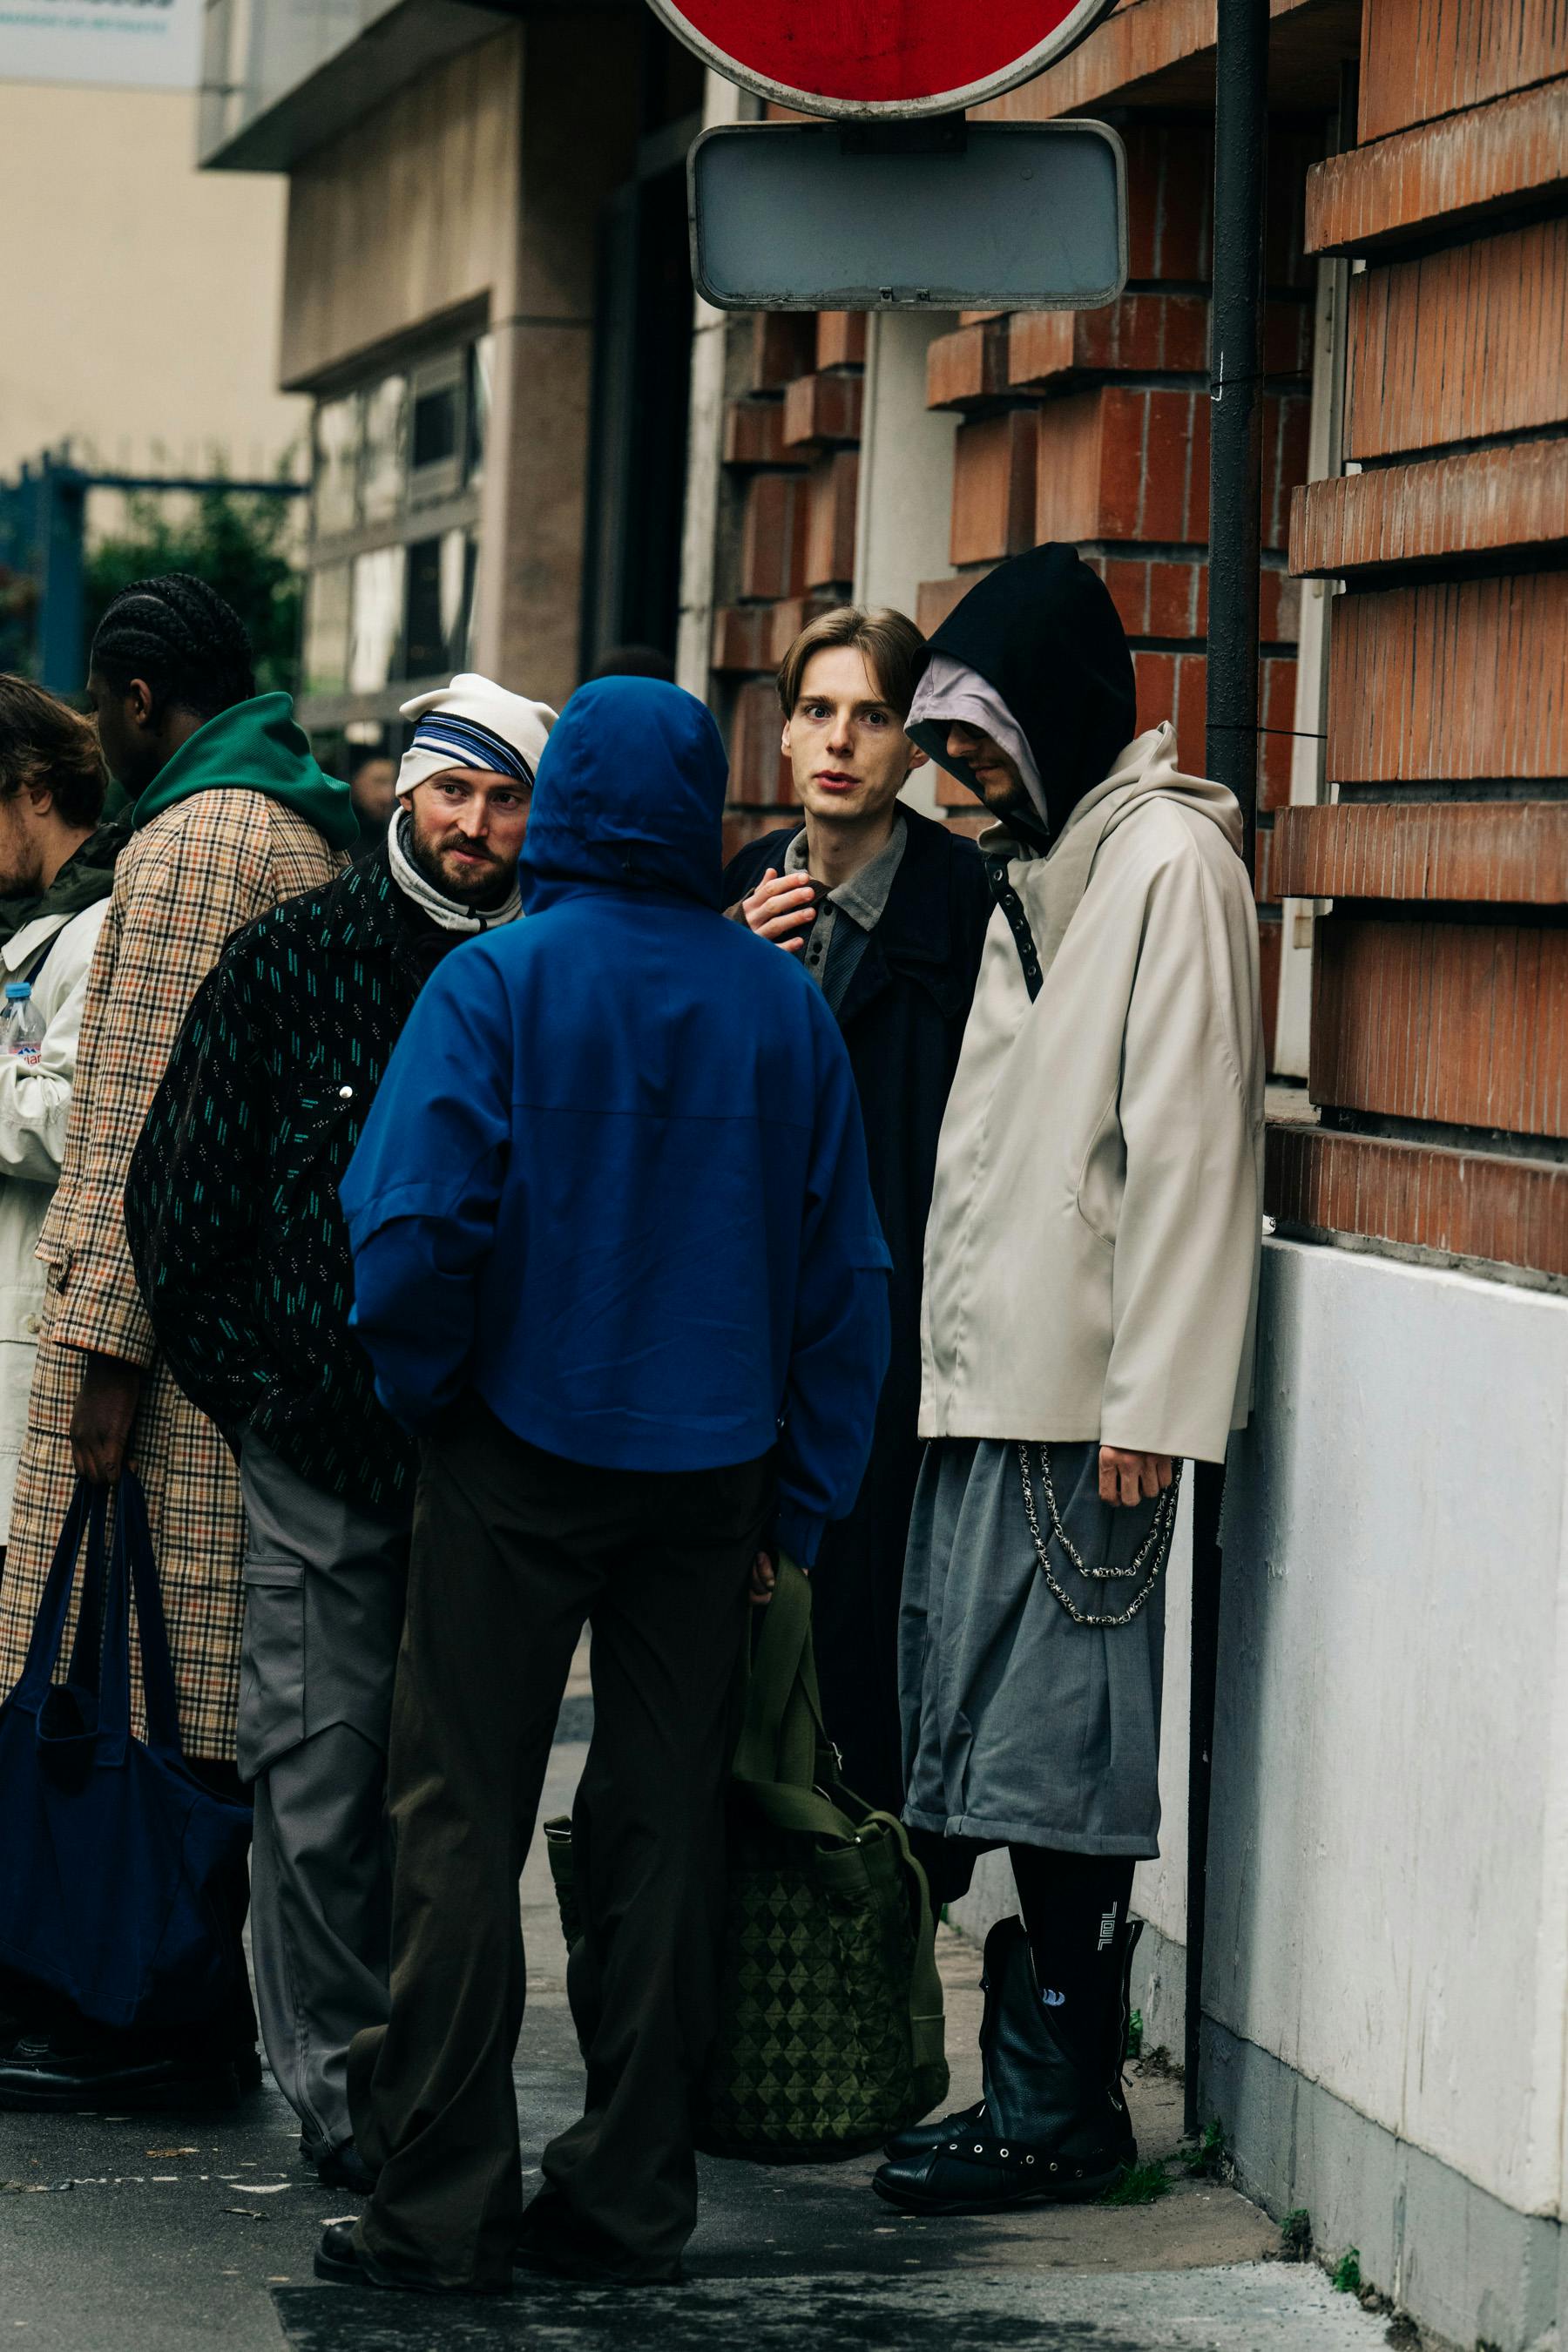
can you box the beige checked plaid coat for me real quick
[0,791,342,1761]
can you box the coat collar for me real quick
[2,911,72,973]
[830,804,970,1027]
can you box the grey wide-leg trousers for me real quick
[237,1436,409,2157]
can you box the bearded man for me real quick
[125,674,552,2187]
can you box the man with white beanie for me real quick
[125,674,553,2189]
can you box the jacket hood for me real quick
[132,693,359,852]
[520,678,728,915]
[982,720,1243,864]
[918,543,1137,845]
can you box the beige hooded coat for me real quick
[917,721,1265,1466]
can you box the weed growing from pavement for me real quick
[1185,2118,1231,2180]
[1098,2159,1173,2206]
[1125,2008,1144,2061]
[1279,2207,1313,2261]
[1332,2247,1363,2293]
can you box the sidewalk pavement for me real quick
[2,1674,1399,2352]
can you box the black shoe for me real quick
[873,2125,1128,2213]
[514,2190,683,2287]
[872,1916,1136,2217]
[883,2098,986,2160]
[314,2139,378,2195]
[314,2221,506,2296]
[0,2036,244,2113]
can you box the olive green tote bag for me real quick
[544,1558,948,2165]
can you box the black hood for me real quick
[924,544,1137,845]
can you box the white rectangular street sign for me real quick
[0,0,203,89]
[689,119,1127,313]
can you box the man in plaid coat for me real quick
[0,575,355,2112]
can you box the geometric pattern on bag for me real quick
[546,1559,948,2166]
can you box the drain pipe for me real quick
[1186,0,1268,2144]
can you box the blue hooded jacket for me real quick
[338,677,892,1565]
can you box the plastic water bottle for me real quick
[0,982,45,1064]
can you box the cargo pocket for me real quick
[237,1558,306,1784]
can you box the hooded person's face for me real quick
[943,721,1027,818]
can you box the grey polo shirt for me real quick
[784,812,908,1015]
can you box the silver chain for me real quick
[1016,1443,1181,1629]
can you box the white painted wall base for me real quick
[943,1238,1568,2352]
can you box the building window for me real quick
[300,328,488,731]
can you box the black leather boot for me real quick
[883,2097,986,2161]
[872,1913,1139,2213]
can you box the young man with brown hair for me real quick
[723,608,992,1815]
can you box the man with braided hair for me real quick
[0,573,355,2112]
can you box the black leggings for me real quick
[907,1831,1133,2004]
[1010,1844,1134,2006]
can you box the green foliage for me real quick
[1125,2006,1144,2061]
[1185,2116,1230,2180]
[85,474,302,697]
[1098,2158,1171,2206]
[1332,2247,1362,2295]
[1279,2207,1314,2262]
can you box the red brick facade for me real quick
[1277,0,1568,1276]
[701,0,1566,1278]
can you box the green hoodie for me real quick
[132,693,359,853]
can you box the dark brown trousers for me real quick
[348,1405,771,2289]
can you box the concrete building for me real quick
[199,0,708,772]
[0,83,301,483]
[213,1,1567,2343]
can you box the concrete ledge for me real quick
[1206,2017,1563,2352]
[950,1902,1559,2350]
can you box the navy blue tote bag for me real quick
[0,1472,251,2032]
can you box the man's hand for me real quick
[1098,1446,1173,1508]
[750,1550,778,1605]
[71,1353,144,1485]
[741,868,819,956]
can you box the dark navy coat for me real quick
[723,805,992,1807]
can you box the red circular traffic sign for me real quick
[647,0,1119,117]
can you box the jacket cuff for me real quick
[774,1498,825,1571]
[50,1269,158,1370]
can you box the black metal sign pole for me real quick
[1185,0,1267,2141]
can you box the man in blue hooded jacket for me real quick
[318,678,890,2297]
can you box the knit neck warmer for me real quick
[387,809,523,935]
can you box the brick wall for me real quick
[917,119,1321,1058]
[709,308,868,862]
[1274,0,1568,1278]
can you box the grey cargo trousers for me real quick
[237,1436,409,2158]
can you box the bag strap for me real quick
[983,856,1044,1001]
[866,1808,949,2078]
[64,1488,113,1694]
[118,1469,184,1759]
[11,1483,100,1712]
[731,1557,823,1789]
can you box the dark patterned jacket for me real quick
[125,847,468,1511]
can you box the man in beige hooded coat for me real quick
[874,544,1264,2219]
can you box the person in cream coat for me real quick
[0,679,121,1557]
[874,545,1265,2219]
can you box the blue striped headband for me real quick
[409,713,536,787]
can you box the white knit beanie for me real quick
[395,673,558,799]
